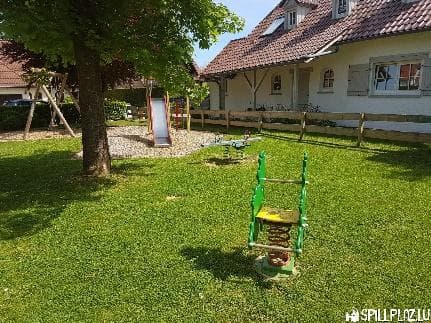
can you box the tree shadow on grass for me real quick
[0,150,116,240]
[181,246,272,289]
[366,144,431,181]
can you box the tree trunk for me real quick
[73,39,111,175]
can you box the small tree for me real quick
[0,0,243,175]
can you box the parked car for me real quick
[2,99,48,107]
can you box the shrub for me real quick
[104,99,128,121]
[58,103,81,125]
[0,103,82,131]
[0,104,51,131]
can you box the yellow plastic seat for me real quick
[256,207,299,224]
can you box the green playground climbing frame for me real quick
[248,151,309,277]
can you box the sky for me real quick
[193,0,280,68]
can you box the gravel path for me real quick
[103,127,216,159]
[0,128,82,142]
[0,126,216,159]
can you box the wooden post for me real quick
[357,113,365,147]
[41,85,76,137]
[299,112,307,141]
[64,85,80,113]
[146,79,153,133]
[293,64,299,109]
[200,109,204,128]
[253,70,257,111]
[226,109,230,134]
[258,112,263,133]
[219,76,226,110]
[186,96,191,133]
[244,69,269,111]
[23,86,40,140]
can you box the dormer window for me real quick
[262,17,285,36]
[338,0,347,14]
[333,0,357,19]
[287,10,297,29]
[283,0,317,30]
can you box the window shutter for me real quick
[347,64,369,96]
[421,58,431,96]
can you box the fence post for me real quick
[226,109,230,134]
[201,110,204,129]
[357,113,365,147]
[299,112,307,141]
[186,96,191,133]
[258,112,263,133]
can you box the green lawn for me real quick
[0,132,430,322]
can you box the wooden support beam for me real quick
[64,85,80,113]
[255,69,270,92]
[219,76,226,110]
[41,85,76,137]
[244,69,269,111]
[243,72,253,90]
[226,109,230,133]
[23,86,40,140]
[253,70,257,110]
[292,64,299,109]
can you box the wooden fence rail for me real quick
[187,109,431,145]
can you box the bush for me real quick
[104,99,128,121]
[59,103,81,125]
[0,104,51,131]
[105,88,164,107]
[0,103,82,131]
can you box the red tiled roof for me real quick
[203,0,431,76]
[296,0,319,7]
[341,0,431,43]
[0,41,27,88]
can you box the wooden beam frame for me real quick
[243,68,270,110]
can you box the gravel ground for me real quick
[103,127,216,159]
[0,126,217,159]
[0,128,82,142]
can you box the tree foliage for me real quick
[0,0,244,92]
[0,0,243,175]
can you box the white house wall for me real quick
[0,87,48,100]
[309,32,431,132]
[208,32,431,132]
[209,66,293,111]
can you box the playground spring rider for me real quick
[201,131,262,159]
[248,152,309,277]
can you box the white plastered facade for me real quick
[207,32,431,133]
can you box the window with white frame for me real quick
[271,74,282,94]
[322,68,335,90]
[373,62,421,94]
[287,10,297,29]
[337,0,347,15]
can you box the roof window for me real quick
[262,17,285,36]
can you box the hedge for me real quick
[0,99,129,131]
[0,104,51,131]
[105,88,164,107]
